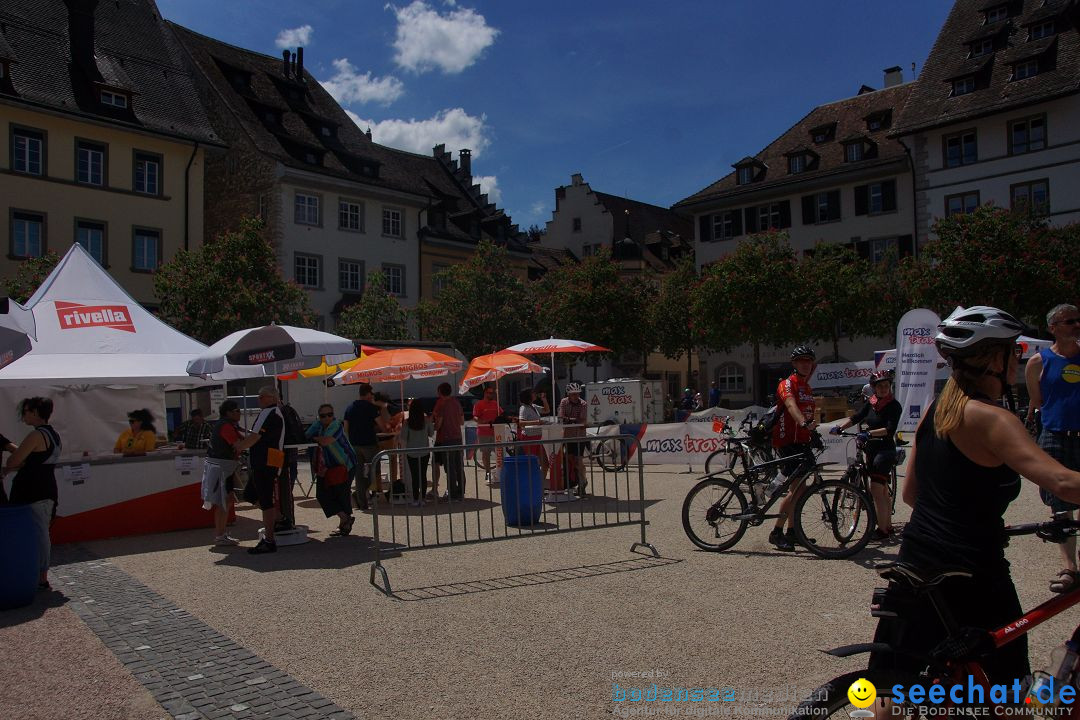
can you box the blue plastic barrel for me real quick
[500,455,543,526]
[0,504,40,610]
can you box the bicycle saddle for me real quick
[875,561,972,589]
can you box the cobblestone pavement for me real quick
[52,546,354,720]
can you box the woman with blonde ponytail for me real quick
[869,306,1080,688]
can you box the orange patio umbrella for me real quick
[334,348,462,385]
[459,352,545,392]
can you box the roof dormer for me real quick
[841,134,878,163]
[864,109,893,133]
[809,122,837,144]
[980,0,1020,24]
[733,156,767,185]
[784,146,820,175]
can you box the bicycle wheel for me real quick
[704,448,738,475]
[832,467,867,543]
[789,669,924,720]
[794,480,875,559]
[681,475,749,552]
[593,437,628,472]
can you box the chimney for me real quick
[365,127,372,140]
[884,65,903,88]
[296,47,304,82]
[282,49,291,77]
[571,173,584,185]
[459,148,472,178]
[64,0,99,69]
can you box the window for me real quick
[383,264,405,296]
[1030,21,1055,40]
[257,194,269,220]
[294,193,319,225]
[294,253,321,288]
[802,191,841,224]
[11,127,44,176]
[76,140,105,186]
[339,200,364,231]
[382,207,402,237]
[1011,179,1050,216]
[132,228,161,271]
[855,180,897,216]
[11,212,44,258]
[572,217,582,232]
[985,6,1007,23]
[788,155,805,174]
[844,142,863,163]
[712,211,740,240]
[1010,115,1046,155]
[133,152,161,195]
[943,130,977,167]
[320,126,334,138]
[75,220,106,265]
[715,363,745,394]
[952,76,976,96]
[1012,59,1039,81]
[758,203,782,230]
[432,263,451,297]
[100,90,128,108]
[736,166,754,185]
[338,259,364,292]
[870,238,897,264]
[970,38,994,58]
[945,191,980,217]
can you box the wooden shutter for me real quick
[898,234,914,258]
[854,185,868,216]
[732,209,743,237]
[855,240,870,260]
[699,215,712,243]
[744,208,758,234]
[883,180,897,212]
[779,200,791,229]
[827,190,841,221]
[802,195,815,225]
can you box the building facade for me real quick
[0,0,219,305]
[892,0,1080,241]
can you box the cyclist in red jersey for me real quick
[769,345,819,551]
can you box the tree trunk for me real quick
[753,341,761,404]
[687,350,693,391]
[641,347,649,378]
[832,322,841,364]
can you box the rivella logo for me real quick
[55,302,135,333]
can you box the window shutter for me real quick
[883,180,897,212]
[801,195,815,225]
[854,185,868,216]
[855,240,870,260]
[778,201,791,229]
[898,234,914,258]
[744,208,758,234]
[732,210,743,237]
[699,215,712,243]
[828,190,842,221]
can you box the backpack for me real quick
[748,405,782,446]
[280,404,306,446]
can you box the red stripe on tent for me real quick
[51,482,229,544]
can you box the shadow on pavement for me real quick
[211,534,402,572]
[0,588,69,629]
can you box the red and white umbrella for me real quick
[497,337,610,414]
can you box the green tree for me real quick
[414,238,537,358]
[801,242,875,362]
[5,252,60,304]
[154,217,313,344]
[916,205,1077,332]
[650,254,699,383]
[691,231,801,402]
[335,271,409,340]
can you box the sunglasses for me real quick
[318,412,334,418]
[1055,318,1080,326]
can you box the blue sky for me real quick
[158,0,952,229]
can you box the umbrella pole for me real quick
[551,350,557,417]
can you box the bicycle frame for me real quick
[727,445,826,520]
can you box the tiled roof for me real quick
[593,192,692,246]
[0,0,219,145]
[171,22,527,251]
[0,29,17,61]
[892,0,1080,135]
[674,82,914,208]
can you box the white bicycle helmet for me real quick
[565,382,582,394]
[935,305,1024,358]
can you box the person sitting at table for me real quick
[115,408,157,455]
[517,388,549,479]
[399,398,434,506]
[305,403,358,536]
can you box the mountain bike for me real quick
[703,413,776,476]
[832,431,907,536]
[682,432,875,559]
[789,515,1080,719]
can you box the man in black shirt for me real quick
[248,386,285,554]
[343,383,385,511]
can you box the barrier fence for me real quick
[365,433,658,595]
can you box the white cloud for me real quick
[320,58,404,106]
[275,25,313,49]
[346,107,491,158]
[474,175,501,204]
[390,1,498,74]
[530,201,548,218]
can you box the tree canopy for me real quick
[335,271,409,341]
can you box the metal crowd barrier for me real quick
[365,433,658,595]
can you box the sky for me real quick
[157,0,953,230]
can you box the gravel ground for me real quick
[8,462,1077,719]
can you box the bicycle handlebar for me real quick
[1004,516,1080,543]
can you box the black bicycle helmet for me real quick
[790,345,816,361]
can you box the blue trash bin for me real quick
[500,455,543,526]
[0,504,41,610]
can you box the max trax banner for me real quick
[895,308,942,435]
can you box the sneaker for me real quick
[786,528,815,547]
[768,527,795,552]
[576,479,589,498]
[214,535,240,546]
[247,539,277,555]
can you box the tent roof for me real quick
[0,244,235,386]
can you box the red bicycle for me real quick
[790,516,1080,719]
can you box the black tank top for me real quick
[9,425,61,506]
[899,400,1020,574]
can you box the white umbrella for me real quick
[497,338,610,414]
[187,324,355,378]
[0,297,37,370]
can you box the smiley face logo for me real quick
[847,678,877,709]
